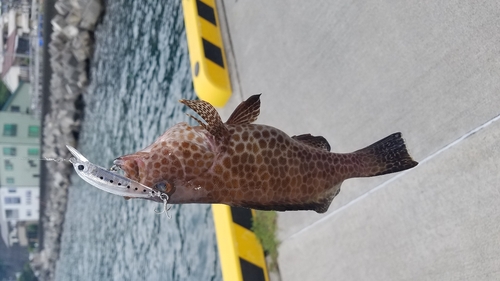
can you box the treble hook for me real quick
[153,193,172,218]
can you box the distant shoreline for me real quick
[33,0,103,280]
[38,0,55,257]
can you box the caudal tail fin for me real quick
[353,132,418,177]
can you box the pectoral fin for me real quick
[179,99,230,144]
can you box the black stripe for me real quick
[196,0,217,26]
[240,257,266,281]
[202,38,225,68]
[231,207,253,230]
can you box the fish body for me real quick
[115,95,418,213]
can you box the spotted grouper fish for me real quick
[114,95,418,213]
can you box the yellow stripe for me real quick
[182,0,232,107]
[212,204,243,281]
[234,224,267,268]
[212,204,270,281]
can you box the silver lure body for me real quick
[67,145,163,201]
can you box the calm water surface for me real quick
[54,0,222,280]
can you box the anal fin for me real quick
[292,134,331,151]
[233,199,331,213]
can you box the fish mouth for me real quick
[113,156,144,182]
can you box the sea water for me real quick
[54,0,222,280]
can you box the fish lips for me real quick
[114,155,176,196]
[113,155,145,182]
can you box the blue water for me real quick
[54,0,222,280]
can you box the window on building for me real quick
[4,197,21,204]
[28,148,39,156]
[8,188,16,193]
[26,191,32,205]
[3,147,16,156]
[27,210,32,217]
[28,160,37,168]
[5,209,19,219]
[6,177,14,184]
[4,160,13,170]
[28,126,40,137]
[10,105,20,112]
[3,124,17,136]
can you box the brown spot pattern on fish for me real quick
[115,95,418,213]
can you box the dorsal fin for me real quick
[179,99,229,143]
[226,94,261,125]
[292,134,331,151]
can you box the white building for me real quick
[0,186,39,246]
[1,2,33,92]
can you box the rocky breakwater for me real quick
[31,0,103,280]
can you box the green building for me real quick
[0,82,41,248]
[0,82,40,187]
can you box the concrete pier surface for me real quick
[216,1,500,280]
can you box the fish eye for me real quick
[154,182,167,192]
[78,165,85,171]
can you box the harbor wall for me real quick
[34,0,103,280]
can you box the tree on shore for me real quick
[0,81,11,109]
[0,259,7,278]
[17,263,38,281]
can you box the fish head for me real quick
[113,123,217,195]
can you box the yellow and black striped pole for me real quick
[212,204,270,281]
[182,0,232,107]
